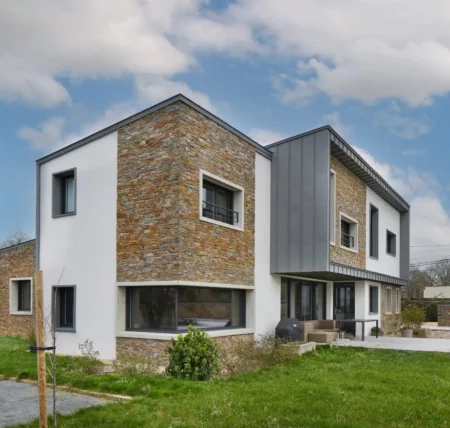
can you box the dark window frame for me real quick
[202,179,238,226]
[340,218,355,249]
[52,168,77,218]
[17,280,32,312]
[386,230,397,256]
[369,204,379,259]
[52,285,76,332]
[369,285,379,314]
[125,286,246,333]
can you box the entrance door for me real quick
[334,283,355,335]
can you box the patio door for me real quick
[334,283,355,335]
[293,281,326,321]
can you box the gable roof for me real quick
[267,125,409,212]
[36,94,273,165]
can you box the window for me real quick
[369,204,379,258]
[9,278,32,314]
[280,278,290,318]
[199,170,244,230]
[396,289,401,313]
[386,230,396,256]
[386,288,392,314]
[340,213,358,251]
[369,286,378,314]
[53,286,75,331]
[53,169,76,217]
[126,286,246,332]
[330,170,336,244]
[282,279,326,321]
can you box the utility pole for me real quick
[35,270,48,428]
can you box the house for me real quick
[3,94,409,360]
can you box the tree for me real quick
[0,230,31,249]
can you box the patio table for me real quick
[336,319,379,341]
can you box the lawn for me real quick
[2,336,450,427]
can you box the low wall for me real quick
[438,304,450,327]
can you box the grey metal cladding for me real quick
[270,128,330,273]
[400,211,410,280]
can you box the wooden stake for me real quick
[35,270,48,428]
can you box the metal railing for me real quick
[202,201,238,225]
[341,232,355,248]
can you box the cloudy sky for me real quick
[1,0,450,264]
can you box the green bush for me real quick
[400,306,425,329]
[166,326,220,381]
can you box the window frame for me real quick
[369,204,379,259]
[386,230,397,257]
[339,212,359,253]
[395,289,401,313]
[199,169,244,231]
[386,287,392,314]
[52,168,77,218]
[369,285,379,315]
[9,277,33,316]
[52,285,76,332]
[330,169,336,245]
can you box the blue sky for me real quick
[1,0,450,263]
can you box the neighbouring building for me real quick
[3,94,410,360]
[424,286,450,299]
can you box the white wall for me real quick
[39,132,117,359]
[424,286,450,298]
[353,281,381,337]
[366,187,400,277]
[254,153,281,336]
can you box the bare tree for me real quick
[0,230,31,249]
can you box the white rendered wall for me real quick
[254,153,281,336]
[366,187,400,277]
[353,281,381,337]
[39,132,117,360]
[424,286,450,298]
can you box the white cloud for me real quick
[17,117,66,150]
[247,128,287,146]
[320,112,348,137]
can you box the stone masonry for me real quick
[330,156,366,269]
[437,304,450,327]
[380,284,401,334]
[0,241,35,338]
[117,101,255,286]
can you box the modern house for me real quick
[1,94,409,360]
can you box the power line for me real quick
[411,244,450,248]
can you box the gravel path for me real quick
[0,381,109,427]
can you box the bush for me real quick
[220,335,298,377]
[77,339,104,375]
[166,326,220,381]
[400,306,425,330]
[113,354,159,376]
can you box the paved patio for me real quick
[333,336,450,353]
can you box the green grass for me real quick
[3,336,450,427]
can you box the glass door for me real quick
[292,280,326,321]
[333,283,355,334]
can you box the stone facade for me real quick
[380,284,402,334]
[117,101,255,286]
[0,241,35,338]
[116,334,253,365]
[437,304,450,327]
[330,156,366,269]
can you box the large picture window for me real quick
[125,286,246,332]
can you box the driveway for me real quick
[334,336,450,353]
[0,381,109,427]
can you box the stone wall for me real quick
[437,304,450,327]
[117,101,255,286]
[380,284,402,334]
[330,156,366,269]
[0,241,35,338]
[116,334,253,366]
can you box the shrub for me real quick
[166,326,220,381]
[220,335,298,377]
[113,354,159,376]
[400,306,425,330]
[77,339,104,375]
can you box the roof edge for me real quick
[36,94,272,165]
[0,239,36,254]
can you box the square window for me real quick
[369,286,378,314]
[386,230,396,256]
[10,278,32,314]
[340,213,358,251]
[53,169,76,217]
[53,286,76,331]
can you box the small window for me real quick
[386,230,396,256]
[369,286,378,314]
[125,286,246,332]
[386,288,392,314]
[340,213,358,251]
[369,205,379,258]
[53,169,76,217]
[53,286,75,331]
[10,279,32,314]
[330,171,336,244]
[396,289,401,313]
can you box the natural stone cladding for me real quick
[380,284,401,334]
[330,156,366,269]
[117,101,255,286]
[0,241,35,338]
[437,304,450,327]
[116,334,253,366]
